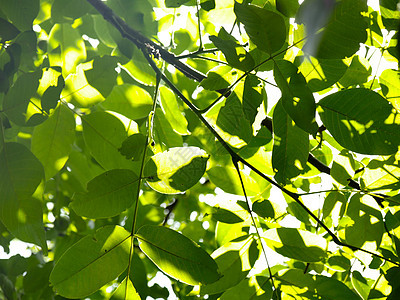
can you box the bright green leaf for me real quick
[144,147,208,194]
[159,86,190,135]
[242,74,265,124]
[199,236,258,295]
[103,84,153,120]
[136,225,220,285]
[263,228,328,262]
[31,105,75,180]
[110,277,140,300]
[153,107,183,150]
[379,69,400,111]
[82,112,137,170]
[48,23,86,76]
[50,225,131,298]
[71,169,138,219]
[351,270,370,300]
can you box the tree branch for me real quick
[86,0,207,82]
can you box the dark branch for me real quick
[86,0,207,82]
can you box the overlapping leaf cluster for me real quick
[0,0,400,299]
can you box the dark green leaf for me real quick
[242,74,265,124]
[252,199,275,219]
[85,55,118,97]
[276,0,300,18]
[318,88,400,155]
[41,73,64,114]
[50,225,132,298]
[119,133,147,161]
[234,2,286,54]
[136,225,220,285]
[210,28,255,71]
[3,70,43,126]
[274,60,318,134]
[165,0,191,8]
[51,0,93,23]
[71,169,139,219]
[338,56,371,87]
[0,18,20,41]
[272,100,309,184]
[201,0,215,11]
[0,0,39,31]
[211,207,244,224]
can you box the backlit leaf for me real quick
[71,169,138,219]
[263,228,328,262]
[144,147,208,194]
[136,225,220,285]
[234,2,286,54]
[110,277,140,300]
[50,226,131,298]
[85,55,118,98]
[318,88,400,155]
[103,84,153,120]
[272,100,309,184]
[274,60,318,134]
[31,105,75,180]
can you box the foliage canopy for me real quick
[0,0,400,299]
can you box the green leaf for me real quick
[135,225,220,285]
[379,69,400,111]
[119,133,147,161]
[242,74,265,124]
[272,100,309,184]
[143,147,208,194]
[263,228,328,262]
[252,199,275,219]
[48,23,86,75]
[82,112,136,170]
[50,225,132,298]
[318,88,400,155]
[165,0,192,8]
[274,60,318,134]
[220,276,272,299]
[110,277,140,300]
[234,2,286,54]
[314,0,368,59]
[3,70,43,126]
[0,0,39,31]
[207,166,260,196]
[41,73,65,114]
[200,66,237,91]
[153,107,183,149]
[295,56,347,92]
[210,207,244,224]
[71,169,138,219]
[351,270,370,300]
[159,86,190,135]
[201,0,215,11]
[85,56,118,98]
[31,105,75,180]
[276,0,300,18]
[209,27,255,71]
[199,236,258,295]
[51,0,93,23]
[216,92,253,144]
[0,18,20,41]
[103,84,153,120]
[0,143,46,252]
[338,56,371,87]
